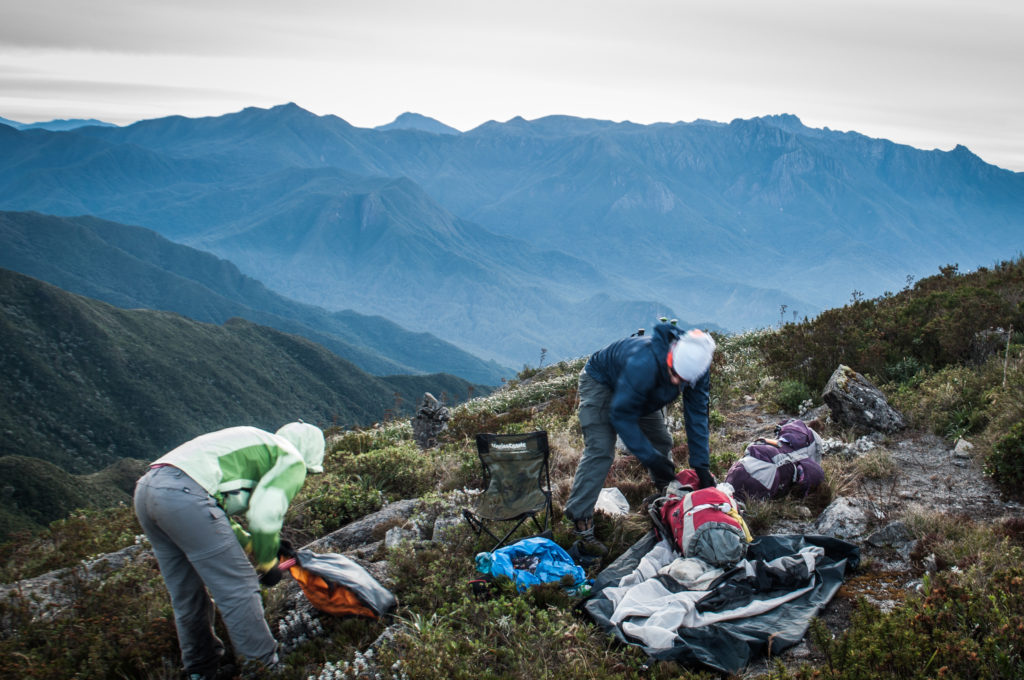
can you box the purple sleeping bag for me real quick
[726,419,825,500]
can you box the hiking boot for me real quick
[567,517,607,566]
[568,538,607,567]
[186,660,220,680]
[214,664,237,680]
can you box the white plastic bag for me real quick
[594,487,630,515]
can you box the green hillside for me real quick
[0,455,149,540]
[0,267,486,476]
[0,210,510,384]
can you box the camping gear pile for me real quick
[581,421,855,674]
[585,531,858,673]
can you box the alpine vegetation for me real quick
[0,259,1022,679]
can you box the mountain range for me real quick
[374,112,460,135]
[0,116,117,131]
[0,210,507,384]
[1,105,1021,367]
[0,266,486,475]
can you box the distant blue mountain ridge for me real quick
[0,116,117,131]
[375,112,461,135]
[0,103,1020,367]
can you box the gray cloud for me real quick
[0,75,254,99]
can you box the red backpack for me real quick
[653,471,752,567]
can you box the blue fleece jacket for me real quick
[584,323,711,477]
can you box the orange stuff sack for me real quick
[286,549,397,618]
[289,564,378,618]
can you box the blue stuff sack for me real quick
[475,537,588,593]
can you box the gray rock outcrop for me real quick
[411,392,450,449]
[814,496,883,540]
[822,365,906,434]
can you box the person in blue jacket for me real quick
[564,323,716,558]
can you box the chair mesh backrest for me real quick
[474,431,550,521]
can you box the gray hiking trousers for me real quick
[564,369,674,523]
[134,465,278,674]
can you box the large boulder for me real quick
[814,496,883,540]
[822,365,906,434]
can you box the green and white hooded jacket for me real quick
[152,423,324,569]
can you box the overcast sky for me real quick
[2,0,1022,170]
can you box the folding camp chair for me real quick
[463,430,553,552]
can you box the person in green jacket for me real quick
[134,422,325,680]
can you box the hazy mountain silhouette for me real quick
[2,104,1020,364]
[0,116,117,131]
[375,112,461,135]
[0,210,509,383]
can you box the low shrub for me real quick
[711,329,775,407]
[985,420,1024,500]
[443,406,534,442]
[774,379,812,414]
[0,505,141,582]
[0,557,179,679]
[337,443,437,500]
[329,422,414,458]
[853,448,898,480]
[891,363,991,440]
[802,565,1024,679]
[903,509,1017,577]
[883,355,925,385]
[376,582,663,680]
[286,474,383,539]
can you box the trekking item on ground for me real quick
[568,534,609,567]
[594,487,630,515]
[585,532,859,674]
[660,488,750,567]
[651,470,752,568]
[463,431,553,551]
[725,418,825,500]
[284,549,396,618]
[695,546,825,613]
[475,536,588,593]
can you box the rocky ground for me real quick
[727,400,1024,677]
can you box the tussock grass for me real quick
[852,448,898,480]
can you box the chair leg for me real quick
[490,517,530,552]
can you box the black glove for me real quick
[278,539,295,559]
[258,565,283,588]
[695,466,717,489]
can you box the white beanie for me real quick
[275,422,325,473]
[670,329,716,383]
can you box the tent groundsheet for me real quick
[584,532,859,674]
